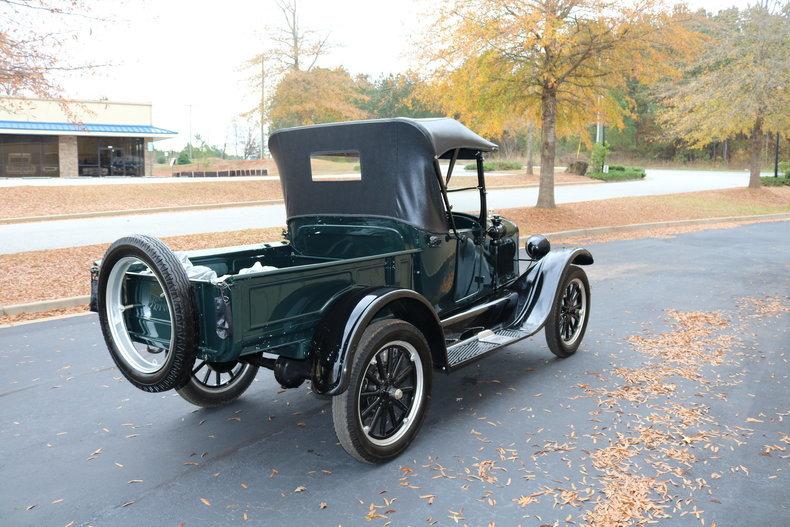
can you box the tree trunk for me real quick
[748,116,764,188]
[536,87,557,208]
[526,123,534,175]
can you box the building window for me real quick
[77,136,144,177]
[0,135,59,178]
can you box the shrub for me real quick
[588,166,646,181]
[590,142,610,172]
[176,152,191,165]
[567,161,588,175]
[607,165,626,171]
[779,161,790,178]
[760,175,790,186]
[463,160,524,171]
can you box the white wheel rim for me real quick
[105,256,174,374]
[189,361,252,393]
[357,340,424,447]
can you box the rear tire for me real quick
[177,360,259,408]
[545,265,590,358]
[97,235,197,393]
[332,319,432,463]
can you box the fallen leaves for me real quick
[419,494,436,506]
[472,459,499,484]
[447,508,465,523]
[365,497,396,521]
[513,494,538,507]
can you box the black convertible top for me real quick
[268,118,497,233]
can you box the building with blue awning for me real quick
[0,97,177,178]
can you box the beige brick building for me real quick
[0,97,175,178]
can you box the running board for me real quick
[445,328,530,371]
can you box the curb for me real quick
[0,200,283,225]
[0,296,90,317]
[540,212,790,239]
[0,181,598,225]
[0,310,93,329]
[2,212,788,319]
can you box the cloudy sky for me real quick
[46,0,758,152]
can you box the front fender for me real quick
[308,287,443,396]
[508,247,593,335]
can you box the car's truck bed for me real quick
[114,243,419,364]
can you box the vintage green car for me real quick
[91,118,592,463]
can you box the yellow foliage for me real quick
[418,0,703,139]
[659,4,790,146]
[269,68,369,130]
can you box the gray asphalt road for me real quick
[0,169,752,254]
[1,221,788,526]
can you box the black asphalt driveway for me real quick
[1,221,788,526]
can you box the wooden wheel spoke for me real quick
[361,398,379,419]
[393,398,409,413]
[192,360,206,375]
[387,403,398,428]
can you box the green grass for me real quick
[463,160,523,171]
[588,166,646,181]
[760,175,790,186]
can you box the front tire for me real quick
[545,265,590,358]
[332,319,432,463]
[176,360,259,408]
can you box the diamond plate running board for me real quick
[445,328,531,371]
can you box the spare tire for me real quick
[97,235,197,392]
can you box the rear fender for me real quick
[308,287,445,395]
[508,248,593,335]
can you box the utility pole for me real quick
[187,104,193,161]
[595,91,602,144]
[260,58,266,160]
[774,132,780,178]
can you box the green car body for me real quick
[91,117,590,398]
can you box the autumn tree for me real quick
[421,0,702,208]
[357,73,442,119]
[0,0,103,112]
[268,67,368,130]
[244,0,331,156]
[660,2,789,187]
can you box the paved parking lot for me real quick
[1,221,788,526]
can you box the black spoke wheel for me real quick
[332,319,432,463]
[545,265,590,358]
[358,342,421,444]
[176,359,259,408]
